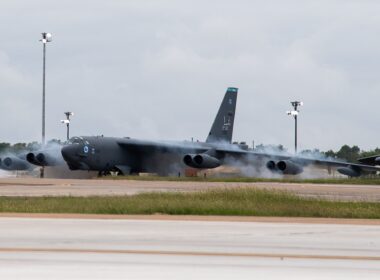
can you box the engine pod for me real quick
[1,156,30,171]
[276,160,303,175]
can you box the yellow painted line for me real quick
[0,247,379,261]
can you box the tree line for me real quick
[0,139,62,155]
[254,144,380,163]
[322,145,380,162]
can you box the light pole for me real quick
[40,32,52,146]
[61,112,74,141]
[287,101,303,154]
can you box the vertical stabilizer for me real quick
[206,87,238,143]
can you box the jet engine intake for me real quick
[183,154,221,169]
[276,160,303,175]
[266,160,277,171]
[27,152,58,166]
[36,153,57,166]
[183,154,196,168]
[26,153,40,165]
[266,160,303,174]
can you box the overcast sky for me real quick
[1,0,380,151]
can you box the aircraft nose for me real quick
[61,145,78,162]
[61,145,90,171]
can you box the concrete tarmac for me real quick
[0,216,379,279]
[1,177,380,201]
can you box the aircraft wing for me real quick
[213,147,380,176]
[117,138,380,176]
[289,156,380,173]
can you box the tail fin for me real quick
[206,87,238,144]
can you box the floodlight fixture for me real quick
[40,33,52,43]
[64,111,74,120]
[291,101,303,111]
[62,111,74,140]
[286,110,299,116]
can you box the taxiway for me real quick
[0,216,378,279]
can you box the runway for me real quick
[1,177,380,201]
[0,216,379,279]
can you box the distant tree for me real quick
[10,143,27,154]
[359,148,380,159]
[336,145,360,162]
[277,144,285,151]
[254,144,287,153]
[0,140,65,155]
[254,144,265,151]
[0,142,11,154]
[48,139,62,145]
[323,149,336,158]
[26,142,41,151]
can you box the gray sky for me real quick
[1,0,380,151]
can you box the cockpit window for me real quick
[68,137,85,145]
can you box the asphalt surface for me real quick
[0,216,379,279]
[1,178,380,201]
[0,178,379,279]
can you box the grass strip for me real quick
[0,188,380,219]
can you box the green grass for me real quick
[102,175,380,185]
[1,188,380,219]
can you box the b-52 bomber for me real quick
[61,87,380,177]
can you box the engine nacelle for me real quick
[183,154,197,168]
[183,154,221,169]
[1,156,30,171]
[26,153,40,166]
[36,153,57,166]
[266,160,277,171]
[266,160,303,175]
[27,152,58,166]
[337,167,361,177]
[276,160,303,175]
